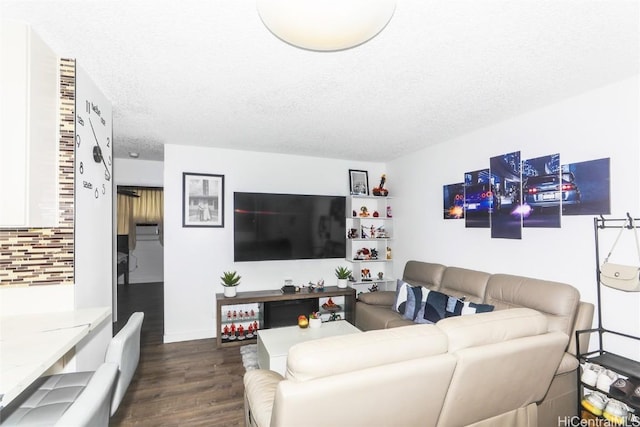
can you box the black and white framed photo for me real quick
[349,169,369,195]
[182,172,224,227]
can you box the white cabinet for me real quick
[0,21,59,227]
[346,196,394,294]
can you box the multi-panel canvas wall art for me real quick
[443,154,611,239]
[490,151,522,240]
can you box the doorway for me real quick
[115,186,164,338]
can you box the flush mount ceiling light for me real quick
[256,0,396,52]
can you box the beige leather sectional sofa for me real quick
[244,308,569,426]
[242,260,594,427]
[356,260,595,427]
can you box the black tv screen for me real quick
[234,192,346,262]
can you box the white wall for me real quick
[163,146,384,342]
[388,76,640,358]
[114,158,164,284]
[73,64,114,370]
[115,158,163,187]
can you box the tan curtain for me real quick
[116,188,164,249]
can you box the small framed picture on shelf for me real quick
[182,172,225,227]
[349,169,369,195]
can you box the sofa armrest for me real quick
[243,369,284,427]
[358,290,395,306]
[568,301,595,356]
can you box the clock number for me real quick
[102,184,106,195]
[79,161,84,174]
[105,169,111,181]
[107,155,112,166]
[106,137,110,148]
[94,187,99,199]
[76,134,81,148]
[86,100,90,113]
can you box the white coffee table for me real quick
[257,321,361,376]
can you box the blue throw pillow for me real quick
[402,285,423,321]
[414,292,494,324]
[393,280,411,315]
[461,301,495,315]
[415,289,446,324]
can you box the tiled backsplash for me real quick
[0,59,75,285]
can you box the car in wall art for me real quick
[522,172,581,211]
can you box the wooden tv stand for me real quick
[215,286,356,348]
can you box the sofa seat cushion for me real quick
[286,324,448,382]
[355,301,406,330]
[484,274,580,336]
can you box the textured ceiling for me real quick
[2,0,638,162]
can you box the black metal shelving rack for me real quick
[575,215,640,422]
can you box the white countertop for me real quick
[0,307,111,408]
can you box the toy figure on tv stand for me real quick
[222,325,230,340]
[237,324,245,340]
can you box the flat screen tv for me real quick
[234,192,346,262]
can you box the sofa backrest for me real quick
[484,274,580,337]
[435,308,569,426]
[403,260,446,288]
[273,324,456,427]
[438,266,490,303]
[286,324,447,381]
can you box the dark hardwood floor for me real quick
[111,283,245,426]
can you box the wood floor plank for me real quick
[111,283,245,426]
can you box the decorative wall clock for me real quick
[75,97,112,200]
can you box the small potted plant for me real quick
[335,266,351,288]
[309,312,322,328]
[221,271,241,297]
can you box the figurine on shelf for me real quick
[373,210,379,218]
[356,247,371,260]
[373,174,389,196]
[377,271,384,280]
[227,310,232,319]
[370,225,376,238]
[237,324,245,340]
[250,309,255,318]
[348,228,358,239]
[229,323,237,340]
[359,206,370,217]
[247,323,254,339]
[386,205,393,218]
[386,246,392,260]
[368,283,379,292]
[370,248,379,260]
[361,268,372,281]
[222,325,230,340]
[253,320,259,331]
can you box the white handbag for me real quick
[600,218,640,292]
